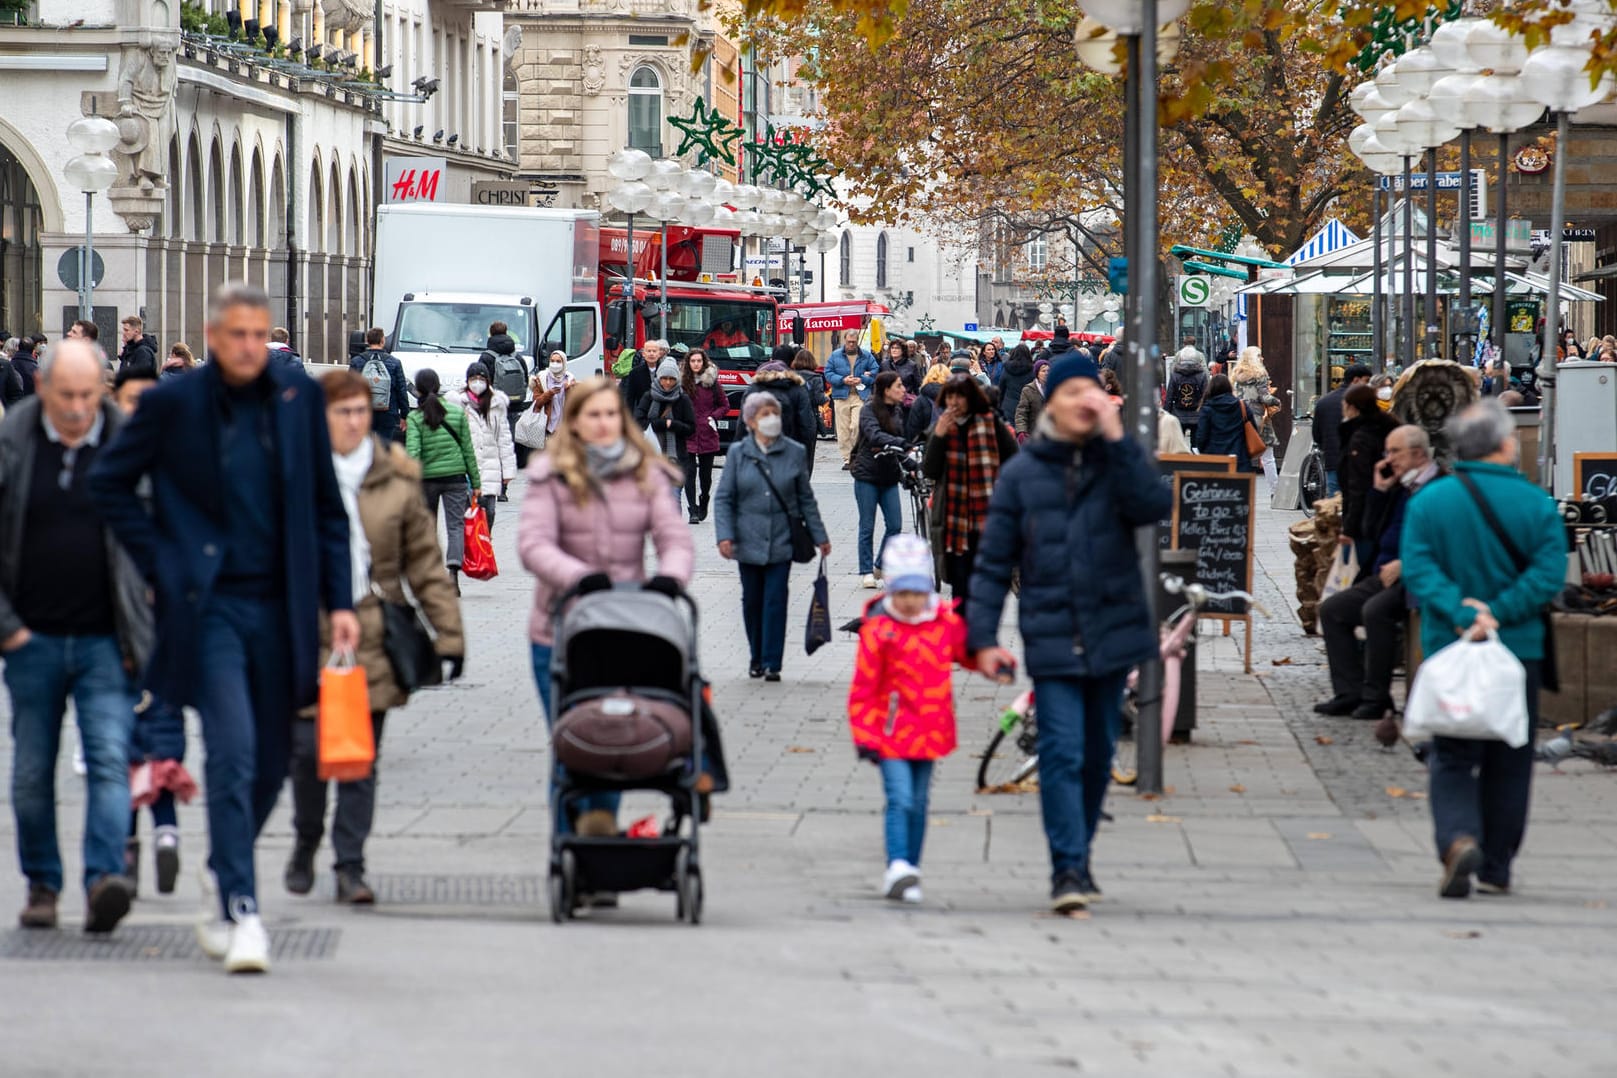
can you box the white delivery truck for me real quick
[371,203,605,393]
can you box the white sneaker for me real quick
[901,885,923,904]
[72,743,86,776]
[195,869,230,960]
[224,913,270,975]
[882,860,919,900]
[861,574,879,589]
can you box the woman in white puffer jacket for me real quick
[456,360,518,531]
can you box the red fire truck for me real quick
[599,226,781,448]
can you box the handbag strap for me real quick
[752,454,796,517]
[1455,471,1530,573]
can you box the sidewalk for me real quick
[1,445,1614,1077]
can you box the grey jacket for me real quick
[0,396,154,673]
[713,433,828,566]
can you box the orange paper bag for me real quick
[318,651,375,781]
[462,505,498,581]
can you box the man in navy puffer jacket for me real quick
[967,349,1170,915]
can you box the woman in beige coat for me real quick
[286,371,465,905]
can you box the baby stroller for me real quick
[548,581,705,924]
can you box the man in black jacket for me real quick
[621,337,663,420]
[116,317,158,376]
[350,327,411,443]
[1313,363,1372,497]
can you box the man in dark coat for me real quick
[350,327,411,444]
[968,349,1170,915]
[1313,362,1372,497]
[89,282,356,975]
[116,317,159,376]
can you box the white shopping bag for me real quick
[1319,542,1359,603]
[1403,630,1530,748]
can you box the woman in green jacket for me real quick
[406,368,481,589]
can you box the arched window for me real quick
[839,231,851,286]
[628,66,663,156]
[875,231,889,289]
[503,69,519,160]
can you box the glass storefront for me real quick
[0,144,43,338]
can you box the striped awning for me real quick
[1285,220,1363,266]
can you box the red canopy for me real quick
[1021,329,1054,341]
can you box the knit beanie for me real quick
[655,358,680,381]
[1045,350,1101,397]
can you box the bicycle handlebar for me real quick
[1160,573,1268,617]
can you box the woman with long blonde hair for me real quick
[1229,346,1282,498]
[517,377,693,840]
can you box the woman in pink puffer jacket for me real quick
[517,377,693,836]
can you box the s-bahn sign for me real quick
[1177,276,1211,308]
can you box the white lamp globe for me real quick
[734,208,764,235]
[1428,72,1484,131]
[66,115,122,154]
[1373,109,1420,157]
[1375,61,1414,108]
[708,178,736,206]
[711,205,736,228]
[1355,136,1405,177]
[814,208,839,231]
[731,184,761,210]
[759,189,787,214]
[1348,121,1382,157]
[1078,0,1190,35]
[606,180,655,214]
[1521,43,1613,112]
[811,231,840,254]
[681,168,717,201]
[1353,86,1400,127]
[761,212,788,237]
[1430,17,1483,72]
[1395,47,1451,98]
[679,199,716,228]
[1395,96,1463,150]
[646,159,684,192]
[647,190,687,222]
[1470,73,1547,133]
[606,148,654,182]
[1466,19,1529,76]
[65,153,119,193]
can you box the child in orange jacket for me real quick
[847,534,977,903]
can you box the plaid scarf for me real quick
[943,412,1000,554]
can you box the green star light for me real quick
[668,96,745,165]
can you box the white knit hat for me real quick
[880,534,935,594]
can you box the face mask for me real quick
[1400,467,1423,489]
[755,414,783,438]
[1376,387,1392,401]
[549,362,565,376]
[467,379,488,395]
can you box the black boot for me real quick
[284,844,316,896]
[688,504,701,525]
[698,494,710,522]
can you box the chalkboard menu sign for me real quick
[1157,454,1236,550]
[1171,471,1255,617]
[1574,453,1617,501]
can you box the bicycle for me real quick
[1293,401,1326,517]
[876,444,934,539]
[975,574,1261,792]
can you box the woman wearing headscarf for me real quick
[923,374,1018,604]
[405,368,480,591]
[529,349,577,451]
[454,360,518,528]
[518,377,692,841]
[682,347,727,523]
[713,393,830,682]
[1230,346,1282,498]
[286,371,463,904]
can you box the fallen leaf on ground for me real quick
[1314,735,1335,745]
[787,746,815,754]
[1229,784,1246,794]
[1238,739,1260,746]
[1139,792,1159,801]
[978,780,1039,795]
[1145,814,1182,823]
[1386,786,1408,799]
[1164,786,1177,795]
[1306,832,1332,840]
[1409,791,1427,800]
[1443,930,1483,940]
[1271,657,1293,666]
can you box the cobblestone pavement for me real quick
[2,442,1615,1077]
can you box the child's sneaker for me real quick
[900,885,923,904]
[882,860,919,900]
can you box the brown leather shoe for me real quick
[85,874,134,934]
[18,884,57,929]
[335,869,375,906]
[1441,836,1482,899]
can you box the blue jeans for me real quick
[738,561,792,672]
[194,595,293,919]
[4,633,135,894]
[1032,672,1129,879]
[1325,469,1340,497]
[854,480,902,576]
[530,642,620,828]
[879,759,934,866]
[1430,661,1539,887]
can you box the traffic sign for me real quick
[1177,276,1211,308]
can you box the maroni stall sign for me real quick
[384,156,447,203]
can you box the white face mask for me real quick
[1376,387,1392,401]
[467,379,488,395]
[755,414,782,438]
[548,362,565,376]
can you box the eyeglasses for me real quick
[58,446,78,491]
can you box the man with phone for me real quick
[967,349,1169,915]
[1317,425,1439,726]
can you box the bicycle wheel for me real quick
[1112,694,1139,787]
[911,488,929,539]
[976,716,1039,791]
[1298,450,1326,517]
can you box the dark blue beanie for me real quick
[1046,350,1101,396]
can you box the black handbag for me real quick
[805,557,832,655]
[1454,473,1559,693]
[376,586,442,693]
[753,457,817,564]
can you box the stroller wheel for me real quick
[675,848,703,925]
[549,851,577,923]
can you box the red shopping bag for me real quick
[463,504,498,580]
[318,651,375,781]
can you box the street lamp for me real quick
[1395,49,1461,360]
[1428,19,1485,362]
[64,114,121,322]
[1466,65,1542,372]
[1373,92,1424,368]
[1520,39,1614,492]
[1074,0,1188,796]
[606,148,655,349]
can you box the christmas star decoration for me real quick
[668,96,744,165]
[917,314,935,332]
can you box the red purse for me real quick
[462,505,498,580]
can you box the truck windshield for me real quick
[394,303,535,354]
[660,298,775,367]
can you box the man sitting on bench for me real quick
[1316,425,1441,721]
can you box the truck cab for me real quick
[388,292,599,392]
